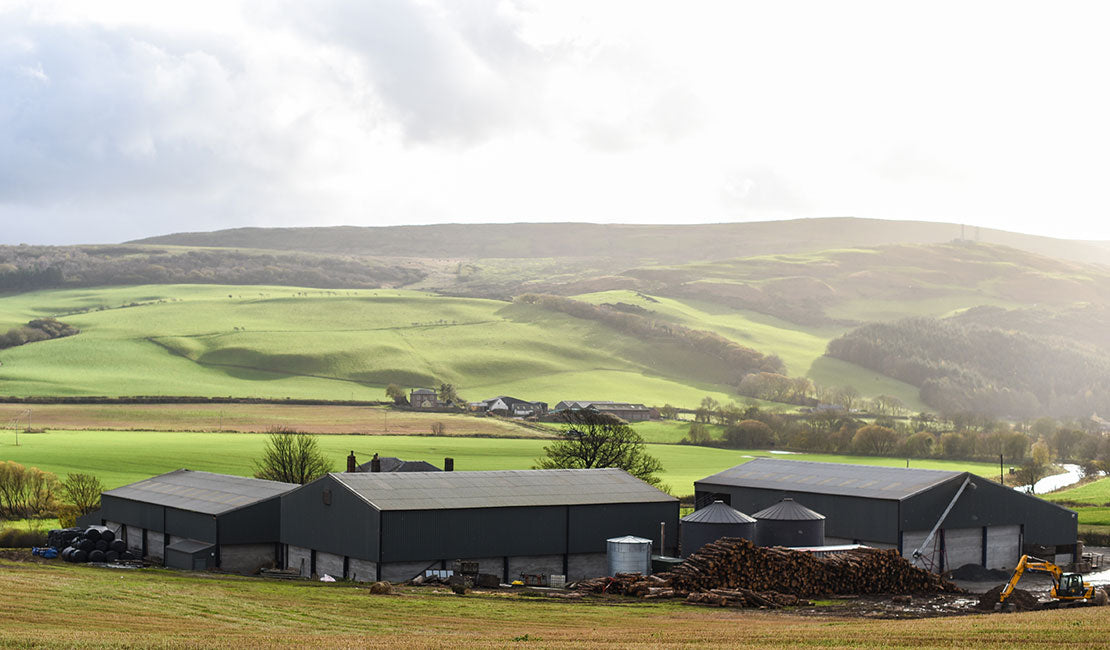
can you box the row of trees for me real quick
[516,293,784,378]
[0,461,102,523]
[679,403,1110,468]
[0,318,79,350]
[826,316,1110,418]
[0,245,426,293]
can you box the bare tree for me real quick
[253,428,334,484]
[62,473,103,515]
[535,411,664,486]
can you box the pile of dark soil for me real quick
[949,564,1011,581]
[976,585,1040,611]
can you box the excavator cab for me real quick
[1056,573,1087,599]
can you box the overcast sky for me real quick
[2,1,1109,245]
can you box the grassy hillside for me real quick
[0,285,757,407]
[0,429,1005,494]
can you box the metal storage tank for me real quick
[607,535,652,576]
[752,497,825,547]
[680,500,757,557]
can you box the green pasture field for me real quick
[0,284,756,409]
[0,283,930,412]
[2,558,1108,648]
[573,289,928,410]
[1043,477,1110,506]
[0,429,1006,495]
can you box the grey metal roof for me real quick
[751,497,825,521]
[330,468,676,511]
[696,458,964,501]
[355,457,441,473]
[682,500,756,524]
[104,469,298,515]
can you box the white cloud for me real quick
[1,0,1109,244]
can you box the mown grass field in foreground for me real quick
[0,429,1005,494]
[1,557,1108,649]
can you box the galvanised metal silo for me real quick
[751,497,825,547]
[679,500,757,557]
[607,535,653,576]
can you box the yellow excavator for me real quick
[997,555,1107,611]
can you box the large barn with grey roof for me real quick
[84,469,297,574]
[695,458,1078,572]
[280,468,678,583]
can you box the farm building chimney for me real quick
[346,451,357,473]
[370,453,381,473]
[444,457,454,472]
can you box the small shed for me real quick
[166,539,216,571]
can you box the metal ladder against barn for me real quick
[911,476,973,572]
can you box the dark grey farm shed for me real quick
[280,468,679,583]
[90,469,297,573]
[695,458,1078,572]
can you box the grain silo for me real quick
[751,497,825,547]
[607,535,653,576]
[679,500,757,557]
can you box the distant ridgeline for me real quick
[0,245,425,292]
[826,315,1110,418]
[0,318,79,350]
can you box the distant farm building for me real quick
[552,400,657,422]
[347,451,446,473]
[409,388,440,409]
[694,458,1078,572]
[82,470,296,574]
[279,468,678,583]
[468,396,548,417]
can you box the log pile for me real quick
[574,537,959,605]
[662,537,959,597]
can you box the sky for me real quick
[2,0,1109,245]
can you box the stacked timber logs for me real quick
[663,537,959,597]
[575,538,958,605]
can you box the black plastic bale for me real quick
[110,540,126,553]
[84,528,102,542]
[61,547,75,562]
[100,529,115,543]
[79,539,95,552]
[73,549,88,563]
[88,550,106,563]
[104,550,119,563]
[94,540,109,552]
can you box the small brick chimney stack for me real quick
[346,451,357,473]
[370,453,381,473]
[444,457,454,472]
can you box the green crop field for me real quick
[1,557,1108,648]
[0,283,923,410]
[0,429,1005,495]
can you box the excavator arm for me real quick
[1000,554,1098,605]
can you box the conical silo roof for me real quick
[681,500,756,524]
[751,497,825,521]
